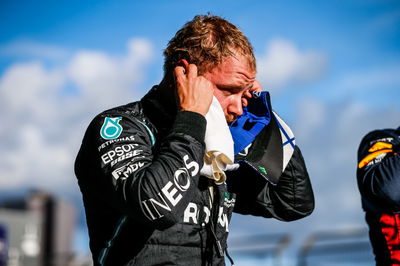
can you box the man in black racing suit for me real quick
[75,14,314,266]
[357,126,400,265]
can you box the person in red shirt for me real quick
[357,126,400,265]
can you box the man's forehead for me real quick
[213,55,256,80]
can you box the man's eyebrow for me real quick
[238,71,256,81]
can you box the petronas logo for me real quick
[100,117,123,140]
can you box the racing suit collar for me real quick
[141,84,178,136]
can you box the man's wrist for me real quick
[172,111,206,144]
[179,105,207,116]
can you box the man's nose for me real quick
[228,96,243,117]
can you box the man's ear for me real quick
[178,59,189,66]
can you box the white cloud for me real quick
[0,61,64,117]
[0,125,72,190]
[257,38,327,92]
[127,38,154,62]
[0,38,155,194]
[68,38,154,110]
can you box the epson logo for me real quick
[101,144,141,165]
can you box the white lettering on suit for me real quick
[181,203,229,232]
[162,181,183,207]
[112,161,145,180]
[183,202,198,224]
[218,206,229,232]
[142,192,171,220]
[182,203,211,226]
[101,143,142,166]
[142,154,199,220]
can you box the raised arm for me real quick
[357,129,400,211]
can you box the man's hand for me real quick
[174,59,213,116]
[242,80,263,107]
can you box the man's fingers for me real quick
[242,98,248,107]
[241,80,263,107]
[187,64,198,79]
[175,59,199,81]
[174,65,186,82]
[178,58,198,79]
[251,80,263,92]
[243,90,252,99]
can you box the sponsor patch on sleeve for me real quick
[358,142,393,168]
[100,117,123,140]
[100,143,143,167]
[112,161,145,181]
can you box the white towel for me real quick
[200,96,239,184]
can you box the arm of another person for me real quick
[357,132,400,209]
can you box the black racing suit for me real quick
[357,127,400,265]
[75,85,314,266]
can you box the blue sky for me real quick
[1,0,399,264]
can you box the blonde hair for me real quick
[164,14,256,74]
